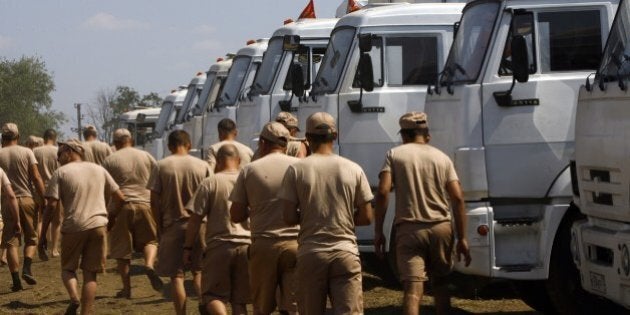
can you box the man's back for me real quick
[207,140,253,171]
[84,140,112,165]
[103,147,156,203]
[46,161,118,233]
[231,152,299,239]
[33,145,58,184]
[148,155,211,228]
[383,143,458,225]
[0,145,37,197]
[279,154,373,255]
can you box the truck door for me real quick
[337,33,444,184]
[480,9,604,268]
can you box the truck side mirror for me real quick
[283,35,301,52]
[290,63,305,97]
[511,35,529,83]
[359,33,373,53]
[358,53,374,92]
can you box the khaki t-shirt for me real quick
[230,152,299,239]
[206,140,253,172]
[187,170,250,248]
[83,140,112,165]
[33,145,59,185]
[147,154,211,229]
[380,143,459,225]
[278,154,374,256]
[102,147,156,203]
[0,145,38,198]
[45,161,119,233]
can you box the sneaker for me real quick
[22,273,37,285]
[64,301,80,315]
[146,268,163,292]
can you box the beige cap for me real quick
[26,135,43,147]
[2,123,19,136]
[58,139,86,157]
[260,122,292,146]
[399,112,428,130]
[306,112,336,135]
[113,128,132,142]
[276,112,300,130]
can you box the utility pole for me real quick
[74,103,82,140]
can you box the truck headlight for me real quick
[622,245,630,277]
[571,230,580,266]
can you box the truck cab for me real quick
[296,2,464,250]
[174,71,207,135]
[182,57,233,158]
[572,0,630,309]
[202,39,268,152]
[144,87,188,159]
[236,19,337,148]
[116,107,161,149]
[424,0,618,312]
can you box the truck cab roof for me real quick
[336,2,465,28]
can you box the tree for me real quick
[87,86,163,142]
[0,56,66,141]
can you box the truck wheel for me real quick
[514,280,557,314]
[545,206,622,314]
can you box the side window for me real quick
[499,13,536,76]
[284,47,327,91]
[352,37,383,88]
[538,10,602,72]
[386,37,438,85]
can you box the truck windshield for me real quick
[176,83,201,124]
[441,1,500,85]
[193,72,217,116]
[250,37,284,96]
[154,102,174,137]
[312,27,356,95]
[218,56,252,107]
[597,0,630,83]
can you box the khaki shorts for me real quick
[201,241,250,305]
[395,221,454,283]
[109,202,158,260]
[1,197,38,248]
[61,226,107,273]
[296,250,363,315]
[249,238,298,313]
[156,220,202,277]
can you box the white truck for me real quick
[572,0,630,310]
[174,71,207,132]
[184,57,233,158]
[144,87,188,159]
[116,107,161,148]
[236,19,337,148]
[422,0,619,313]
[202,39,268,149]
[294,2,464,253]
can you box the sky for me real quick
[0,0,342,137]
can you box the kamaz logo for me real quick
[511,99,540,106]
[361,107,385,113]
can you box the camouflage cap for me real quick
[399,112,428,130]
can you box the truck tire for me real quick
[545,206,623,314]
[514,280,557,314]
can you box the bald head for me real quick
[215,143,240,172]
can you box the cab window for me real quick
[387,36,438,85]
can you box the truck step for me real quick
[499,264,536,272]
[496,217,541,226]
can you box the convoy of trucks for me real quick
[110,0,630,312]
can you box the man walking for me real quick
[279,112,373,314]
[0,165,24,291]
[102,128,163,298]
[230,122,300,314]
[275,112,307,158]
[0,123,46,290]
[148,130,211,315]
[206,118,253,172]
[374,112,471,315]
[82,125,112,165]
[185,144,250,315]
[40,139,124,315]
[33,129,61,257]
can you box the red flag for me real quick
[298,0,316,19]
[348,0,362,13]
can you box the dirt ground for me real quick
[0,252,537,314]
